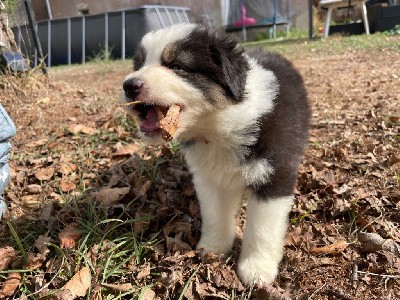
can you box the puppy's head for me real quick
[122,24,249,143]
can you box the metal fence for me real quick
[12,5,190,67]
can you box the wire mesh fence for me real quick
[1,0,45,72]
[2,0,191,69]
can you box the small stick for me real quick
[356,271,400,279]
[309,282,327,299]
[351,262,358,287]
[121,101,142,106]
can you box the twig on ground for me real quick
[26,257,65,297]
[356,271,400,279]
[351,262,358,287]
[308,282,327,299]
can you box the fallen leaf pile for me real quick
[1,37,399,299]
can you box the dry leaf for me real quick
[37,96,51,104]
[0,272,21,298]
[80,126,97,135]
[59,162,78,175]
[253,284,291,300]
[34,235,51,255]
[133,212,150,235]
[137,263,151,280]
[101,282,133,292]
[113,144,139,157]
[35,167,55,181]
[57,289,74,300]
[60,181,77,192]
[141,288,156,300]
[382,239,400,256]
[211,267,245,291]
[310,240,349,255]
[59,224,81,249]
[25,184,42,194]
[20,195,41,208]
[67,124,97,135]
[166,236,192,253]
[139,180,152,197]
[0,247,16,271]
[61,266,91,299]
[25,138,48,148]
[25,252,46,271]
[157,104,180,141]
[93,187,130,206]
[39,201,55,222]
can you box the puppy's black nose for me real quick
[123,77,143,99]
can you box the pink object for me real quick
[233,4,256,27]
[233,18,256,27]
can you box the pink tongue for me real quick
[140,107,159,132]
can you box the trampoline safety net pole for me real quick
[23,0,47,74]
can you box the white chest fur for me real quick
[183,142,245,190]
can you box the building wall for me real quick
[28,0,310,30]
[31,0,221,27]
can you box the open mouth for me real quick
[129,102,181,139]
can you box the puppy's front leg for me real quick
[193,174,243,256]
[237,194,293,285]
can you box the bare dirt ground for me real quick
[1,35,400,299]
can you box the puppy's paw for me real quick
[237,255,279,286]
[196,237,233,256]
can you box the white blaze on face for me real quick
[141,24,198,67]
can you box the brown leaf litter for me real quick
[1,38,400,299]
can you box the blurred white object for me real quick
[0,197,7,219]
[319,0,370,37]
[0,104,16,220]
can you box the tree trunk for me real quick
[0,1,19,52]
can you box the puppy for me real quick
[122,23,311,285]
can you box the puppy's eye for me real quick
[171,64,184,71]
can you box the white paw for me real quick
[196,237,233,256]
[237,255,279,286]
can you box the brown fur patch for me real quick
[162,44,177,64]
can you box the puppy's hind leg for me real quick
[237,193,293,285]
[194,174,243,256]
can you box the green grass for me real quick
[3,194,158,298]
[245,32,400,56]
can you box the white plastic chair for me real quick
[319,0,370,37]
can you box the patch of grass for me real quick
[245,33,400,56]
[6,194,158,298]
[255,27,308,41]
[290,209,312,224]
[385,24,400,36]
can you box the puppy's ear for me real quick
[210,34,249,101]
